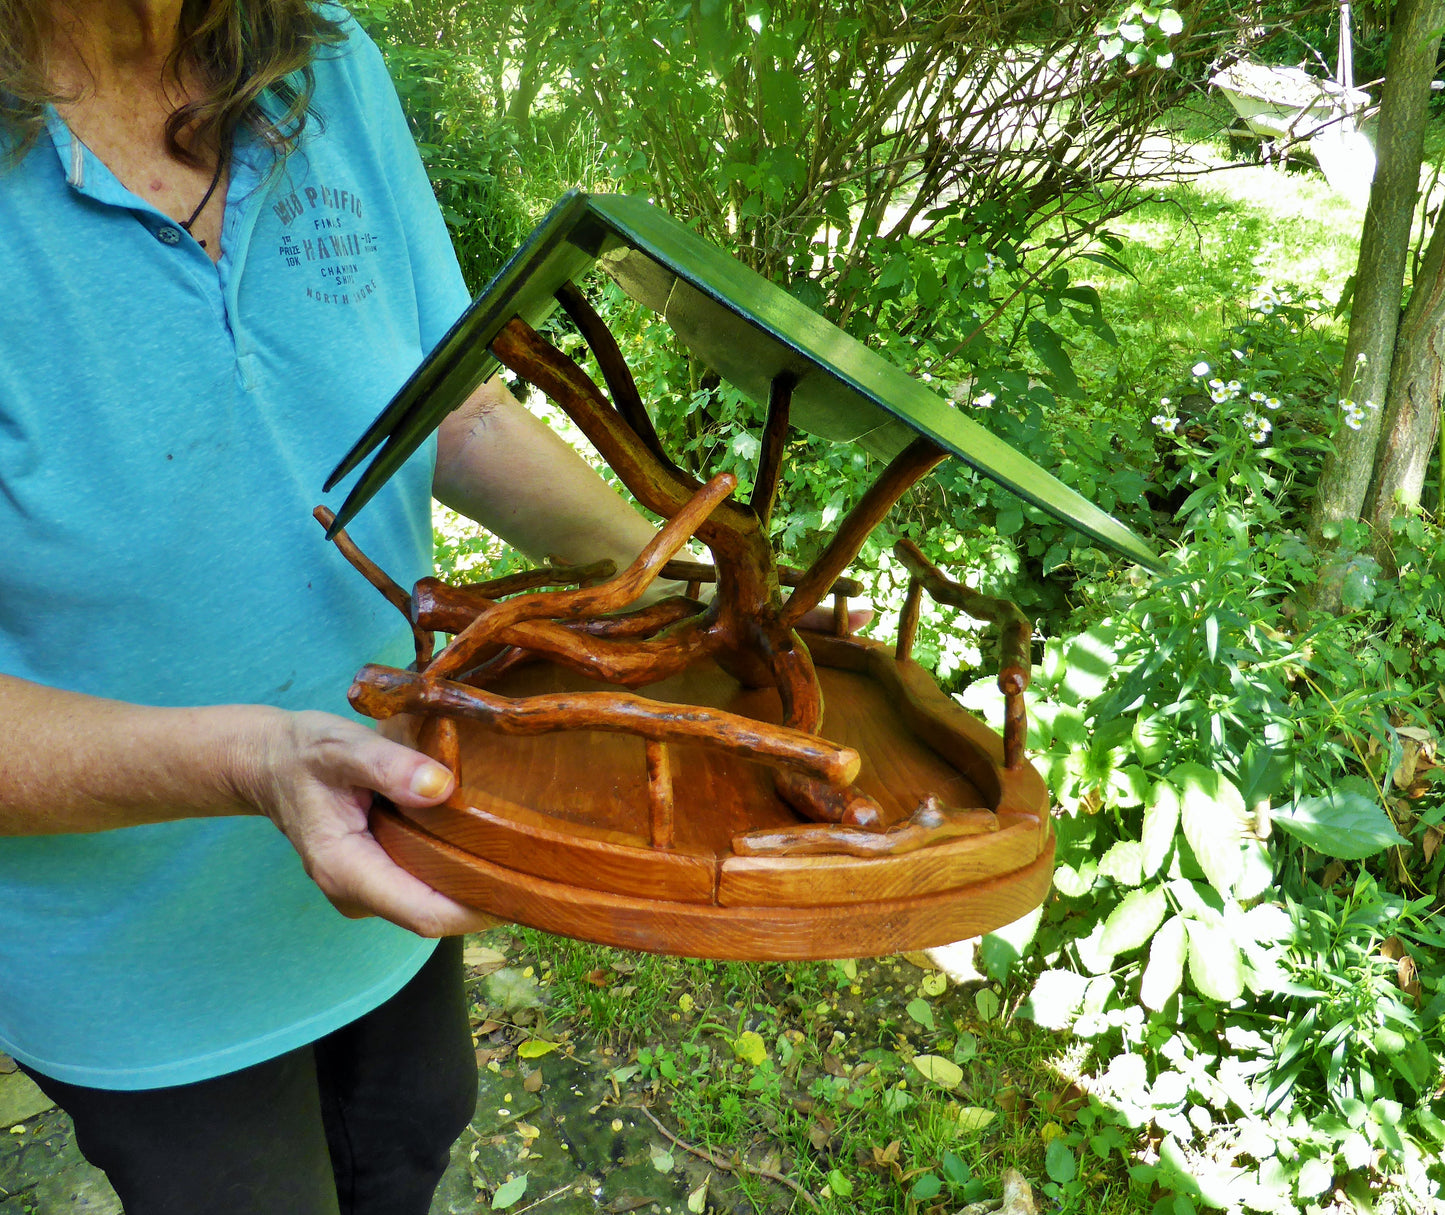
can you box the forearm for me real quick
[432,377,662,570]
[0,673,266,835]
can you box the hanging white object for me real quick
[1209,0,1375,204]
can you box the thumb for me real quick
[343,732,456,809]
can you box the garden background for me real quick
[303,2,1445,1212]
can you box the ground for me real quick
[0,929,1060,1215]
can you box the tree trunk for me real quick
[1308,0,1445,542]
[1363,211,1445,551]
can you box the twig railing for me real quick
[892,539,1032,770]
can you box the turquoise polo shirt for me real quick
[0,18,471,1088]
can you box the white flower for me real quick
[1210,388,1230,403]
[1249,391,1266,402]
[1356,352,1367,364]
[1365,399,1379,410]
[1339,397,1355,411]
[1259,302,1275,314]
[1345,414,1363,431]
[1265,397,1281,410]
[1227,380,1242,392]
[1208,378,1225,390]
[1192,362,1210,377]
[1159,397,1171,407]
[972,392,996,409]
[1152,415,1180,434]
[921,372,933,383]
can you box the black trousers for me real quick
[22,936,477,1215]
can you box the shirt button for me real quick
[156,226,182,245]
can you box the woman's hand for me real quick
[229,708,501,938]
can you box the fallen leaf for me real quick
[490,1174,528,1210]
[869,1139,902,1180]
[996,1085,1024,1116]
[808,1121,832,1150]
[901,951,940,971]
[514,1120,540,1142]
[464,944,508,974]
[610,960,637,975]
[956,1106,997,1133]
[686,1177,710,1213]
[911,1055,963,1089]
[1425,826,1443,863]
[650,1147,675,1173]
[522,1068,544,1094]
[474,1019,503,1036]
[603,1196,653,1213]
[920,971,948,997]
[517,1039,559,1059]
[475,1046,512,1066]
[584,969,610,987]
[823,1052,850,1078]
[1320,859,1346,888]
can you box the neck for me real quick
[49,0,189,94]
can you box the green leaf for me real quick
[1172,763,1244,896]
[1026,319,1079,396]
[957,1106,996,1132]
[1133,712,1169,764]
[1140,915,1188,1010]
[975,988,1001,1021]
[980,907,1042,982]
[1158,7,1184,34]
[1099,839,1145,887]
[1141,780,1180,878]
[911,1174,943,1201]
[942,1151,971,1184]
[1272,777,1409,858]
[492,1175,528,1210]
[912,1055,963,1088]
[1101,884,1168,954]
[517,1039,559,1059]
[1046,1138,1078,1183]
[1185,919,1244,1002]
[906,997,935,1030]
[826,1169,854,1198]
[1296,1156,1334,1198]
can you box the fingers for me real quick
[306,827,503,937]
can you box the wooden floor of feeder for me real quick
[373,632,1053,960]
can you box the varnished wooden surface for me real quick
[374,804,1056,960]
[374,641,1054,957]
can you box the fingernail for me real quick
[410,764,452,798]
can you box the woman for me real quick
[0,0,663,1210]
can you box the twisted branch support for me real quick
[427,472,737,680]
[893,538,1032,771]
[489,318,912,830]
[780,437,949,630]
[347,665,860,787]
[313,505,434,667]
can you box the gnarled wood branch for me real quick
[348,664,860,786]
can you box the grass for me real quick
[504,929,1141,1214]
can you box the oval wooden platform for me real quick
[375,631,1053,960]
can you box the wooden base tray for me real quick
[374,632,1053,960]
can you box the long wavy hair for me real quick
[0,0,347,163]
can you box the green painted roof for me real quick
[327,190,1159,569]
